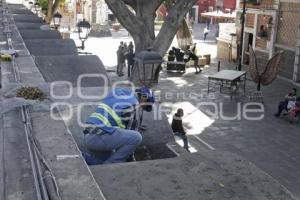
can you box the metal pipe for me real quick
[22,106,43,200]
[33,137,50,200]
[25,106,49,200]
[43,171,61,200]
[238,0,246,71]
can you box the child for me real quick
[288,100,300,124]
[171,109,190,152]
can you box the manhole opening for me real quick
[134,144,178,161]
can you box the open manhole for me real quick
[134,144,178,161]
[84,143,179,165]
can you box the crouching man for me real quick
[83,87,154,165]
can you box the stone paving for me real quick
[105,59,300,198]
[71,21,300,197]
[2,4,299,197]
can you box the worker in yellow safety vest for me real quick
[83,87,154,165]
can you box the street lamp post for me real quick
[132,49,163,87]
[237,0,246,71]
[33,2,40,15]
[53,12,62,30]
[131,49,162,130]
[28,1,33,10]
[77,19,91,50]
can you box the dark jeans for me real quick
[128,63,134,77]
[174,132,189,151]
[276,100,289,116]
[84,128,142,164]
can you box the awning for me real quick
[201,10,236,19]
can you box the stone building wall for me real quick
[246,13,255,28]
[276,2,300,48]
[275,2,300,81]
[275,47,295,80]
[239,0,276,9]
[254,49,295,81]
[254,50,269,73]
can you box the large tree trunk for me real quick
[176,19,193,50]
[164,1,193,50]
[45,0,61,23]
[105,0,196,84]
[105,0,196,55]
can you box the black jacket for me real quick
[171,113,185,134]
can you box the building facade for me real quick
[197,0,216,14]
[216,0,237,11]
[238,0,300,83]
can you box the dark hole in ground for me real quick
[134,144,178,161]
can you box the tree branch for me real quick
[132,0,164,39]
[153,0,196,55]
[52,0,60,14]
[105,0,144,35]
[123,0,136,10]
[106,0,163,44]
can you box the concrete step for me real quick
[34,55,109,87]
[12,14,43,23]
[19,30,62,40]
[90,150,298,200]
[24,39,78,56]
[16,22,47,30]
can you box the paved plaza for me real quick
[72,28,300,197]
[1,6,300,198]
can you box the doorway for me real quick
[243,32,254,65]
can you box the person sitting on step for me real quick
[274,88,297,117]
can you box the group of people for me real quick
[167,44,202,74]
[117,41,135,77]
[274,88,300,124]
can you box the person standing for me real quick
[187,50,201,74]
[117,46,125,76]
[171,109,190,152]
[128,41,134,52]
[215,23,220,39]
[126,49,135,78]
[124,42,128,54]
[204,27,209,41]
